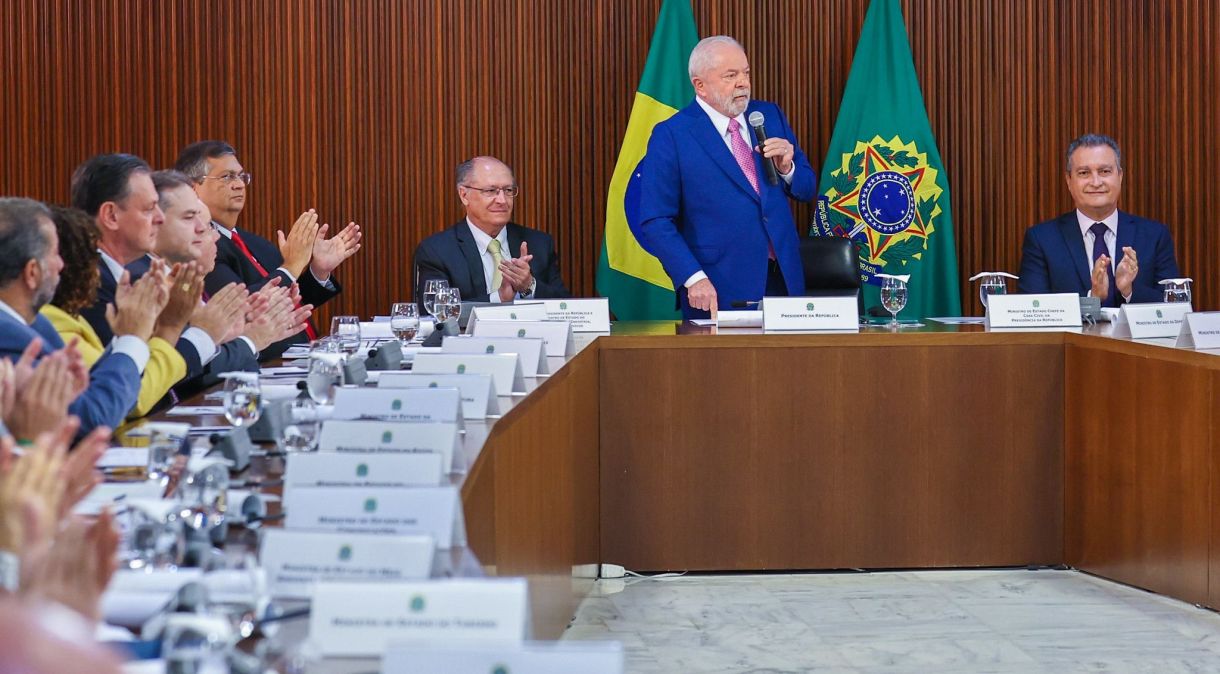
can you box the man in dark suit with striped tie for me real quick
[175,140,362,358]
[1018,134,1181,306]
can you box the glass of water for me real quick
[434,287,462,323]
[222,374,262,427]
[422,279,449,318]
[280,397,319,452]
[306,352,345,405]
[147,429,180,482]
[330,315,361,354]
[390,302,420,343]
[1161,279,1192,304]
[879,276,908,327]
[978,275,1008,309]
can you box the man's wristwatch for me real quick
[517,277,537,300]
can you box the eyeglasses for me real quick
[200,171,252,185]
[461,184,519,198]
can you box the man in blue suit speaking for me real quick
[630,35,817,319]
[1018,134,1180,306]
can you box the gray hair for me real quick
[455,156,515,188]
[0,197,53,287]
[688,35,744,79]
[1065,134,1122,172]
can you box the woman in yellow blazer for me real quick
[39,206,186,418]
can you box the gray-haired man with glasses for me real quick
[412,156,569,309]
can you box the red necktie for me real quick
[230,229,317,340]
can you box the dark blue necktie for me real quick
[1090,222,1117,307]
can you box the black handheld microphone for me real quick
[747,111,780,186]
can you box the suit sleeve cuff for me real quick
[237,336,258,357]
[779,163,795,184]
[684,271,708,288]
[276,267,298,283]
[310,267,335,289]
[111,335,151,373]
[181,327,218,364]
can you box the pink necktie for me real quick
[727,118,760,194]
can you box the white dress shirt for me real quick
[1075,209,1130,302]
[466,219,535,303]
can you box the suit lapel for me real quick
[1055,213,1092,291]
[1115,210,1137,263]
[679,102,761,203]
[96,259,118,301]
[453,222,489,299]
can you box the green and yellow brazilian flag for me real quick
[813,0,961,318]
[596,0,698,320]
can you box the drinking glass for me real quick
[147,429,180,482]
[434,287,462,323]
[422,279,449,318]
[222,374,262,428]
[119,507,187,570]
[177,461,230,531]
[879,276,908,327]
[978,275,1008,309]
[280,397,319,452]
[306,353,345,405]
[162,613,233,674]
[1162,279,1192,303]
[330,315,361,354]
[390,302,420,343]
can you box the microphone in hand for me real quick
[748,111,780,186]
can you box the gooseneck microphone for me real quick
[747,111,780,186]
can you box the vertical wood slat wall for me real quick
[1,1,1217,320]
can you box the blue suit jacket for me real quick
[1017,211,1180,305]
[0,309,140,436]
[630,99,816,317]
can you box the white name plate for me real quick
[987,293,1083,328]
[466,303,548,334]
[260,530,434,599]
[411,353,525,396]
[317,420,461,473]
[442,335,549,376]
[1121,302,1192,339]
[283,486,465,548]
[377,372,500,419]
[384,641,624,673]
[309,578,528,657]
[331,387,463,426]
[473,319,574,357]
[762,296,858,331]
[1176,311,1220,349]
[284,451,445,489]
[520,298,611,333]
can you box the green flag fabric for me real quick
[596,0,698,320]
[813,0,961,318]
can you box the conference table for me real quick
[142,319,1220,650]
[460,320,1220,639]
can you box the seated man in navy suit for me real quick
[1018,134,1180,306]
[175,140,361,358]
[412,156,570,311]
[0,197,159,436]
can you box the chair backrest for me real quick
[799,236,860,295]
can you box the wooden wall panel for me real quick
[1,1,1217,322]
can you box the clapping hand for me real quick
[107,269,169,341]
[191,282,250,345]
[497,241,535,298]
[276,210,321,278]
[310,221,362,281]
[1114,246,1139,298]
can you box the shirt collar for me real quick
[1076,209,1119,238]
[695,95,749,141]
[0,298,28,326]
[97,249,127,283]
[212,221,234,239]
[465,218,510,257]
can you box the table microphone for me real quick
[747,111,780,185]
[730,300,762,308]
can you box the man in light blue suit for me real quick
[0,198,154,436]
[1018,134,1180,306]
[631,35,817,319]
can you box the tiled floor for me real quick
[560,569,1220,673]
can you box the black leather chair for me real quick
[799,236,860,297]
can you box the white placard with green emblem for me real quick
[316,420,461,473]
[518,298,611,333]
[260,530,434,599]
[411,352,526,396]
[986,293,1083,328]
[284,451,445,489]
[761,296,859,331]
[283,485,465,548]
[376,372,500,419]
[472,319,574,357]
[1176,311,1220,349]
[466,303,548,334]
[383,641,624,673]
[441,335,549,376]
[331,387,463,429]
[1118,302,1192,339]
[308,578,528,657]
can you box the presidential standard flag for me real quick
[596,0,697,320]
[812,0,961,318]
